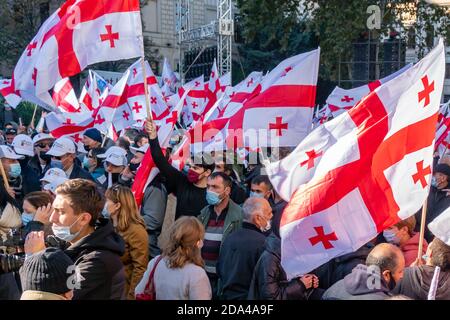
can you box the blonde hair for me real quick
[162,216,205,269]
[105,184,145,232]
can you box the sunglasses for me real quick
[52,155,66,160]
[37,143,53,148]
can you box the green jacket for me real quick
[197,199,243,247]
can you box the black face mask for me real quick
[111,172,120,183]
[39,151,52,164]
[129,162,140,172]
[84,145,91,152]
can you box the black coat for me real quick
[26,155,52,191]
[247,233,308,300]
[322,264,392,300]
[64,218,126,300]
[69,163,95,181]
[217,222,266,300]
[393,265,450,300]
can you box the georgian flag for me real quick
[45,110,95,138]
[0,79,22,108]
[79,70,110,111]
[52,77,80,113]
[276,40,445,279]
[161,57,178,93]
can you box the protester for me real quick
[135,216,212,300]
[217,197,271,300]
[11,134,38,195]
[46,137,93,181]
[27,133,54,193]
[322,243,405,300]
[134,133,149,148]
[0,145,25,206]
[21,191,54,238]
[82,147,106,185]
[82,128,102,152]
[197,172,243,297]
[383,216,428,267]
[146,118,214,219]
[4,127,17,146]
[39,168,67,190]
[25,179,126,300]
[98,146,128,188]
[392,237,450,300]
[0,180,21,246]
[213,154,247,205]
[104,185,149,300]
[19,247,74,300]
[248,231,320,300]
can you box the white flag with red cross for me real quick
[161,58,178,93]
[45,110,95,138]
[52,77,80,113]
[79,70,110,111]
[13,0,143,108]
[227,48,320,149]
[0,79,22,108]
[179,76,205,126]
[326,63,412,118]
[277,40,445,279]
[435,101,450,155]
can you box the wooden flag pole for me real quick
[0,160,10,189]
[30,104,38,128]
[140,57,153,121]
[417,198,428,261]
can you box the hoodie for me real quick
[401,233,428,267]
[322,264,392,300]
[65,218,126,300]
[393,265,450,300]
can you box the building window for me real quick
[142,0,159,33]
[446,62,450,79]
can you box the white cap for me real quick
[32,133,54,145]
[428,207,450,246]
[40,168,67,183]
[46,137,76,157]
[43,177,68,194]
[11,134,34,157]
[104,151,128,167]
[130,144,149,155]
[98,146,127,159]
[0,145,25,160]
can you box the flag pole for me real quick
[30,104,38,128]
[0,160,10,189]
[417,198,428,261]
[140,57,153,121]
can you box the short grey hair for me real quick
[366,243,403,273]
[242,198,267,223]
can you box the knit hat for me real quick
[20,247,74,295]
[83,128,102,144]
[435,163,450,177]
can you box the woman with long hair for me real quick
[135,216,212,300]
[21,191,54,238]
[104,184,149,300]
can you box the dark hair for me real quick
[89,147,106,170]
[117,137,130,151]
[55,179,104,227]
[366,243,402,273]
[209,172,232,189]
[24,191,53,209]
[0,180,17,209]
[393,216,416,237]
[192,152,215,172]
[124,129,139,142]
[251,175,273,190]
[133,133,148,145]
[430,238,450,272]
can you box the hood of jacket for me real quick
[343,264,391,296]
[65,218,125,260]
[405,265,450,299]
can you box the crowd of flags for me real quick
[0,0,449,279]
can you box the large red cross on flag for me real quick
[0,79,22,108]
[52,77,80,113]
[12,0,143,108]
[271,40,445,279]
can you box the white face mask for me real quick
[259,215,272,233]
[51,215,84,242]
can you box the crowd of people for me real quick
[0,112,449,301]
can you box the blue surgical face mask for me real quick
[206,190,223,206]
[82,156,91,170]
[51,216,83,242]
[383,229,400,245]
[9,163,21,178]
[21,212,34,226]
[250,191,265,199]
[52,159,64,170]
[182,165,190,174]
[431,176,438,188]
[102,204,110,219]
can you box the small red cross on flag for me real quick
[269,117,288,136]
[412,160,431,188]
[95,114,105,125]
[247,78,254,87]
[133,68,137,78]
[192,101,199,109]
[122,110,130,121]
[100,25,120,48]
[300,149,323,170]
[150,97,157,104]
[165,111,178,125]
[418,75,435,108]
[27,42,37,56]
[309,226,338,250]
[341,95,354,103]
[71,134,82,143]
[32,68,38,86]
[63,118,73,125]
[132,102,143,113]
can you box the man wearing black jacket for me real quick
[145,118,214,219]
[25,179,126,300]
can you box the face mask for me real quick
[250,191,265,199]
[84,145,91,152]
[51,215,83,242]
[206,190,223,206]
[182,165,190,174]
[422,254,429,261]
[52,159,64,170]
[9,163,21,178]
[102,204,110,219]
[187,169,201,183]
[82,156,91,170]
[169,138,178,147]
[21,212,34,226]
[260,217,272,233]
[431,176,438,188]
[129,162,140,172]
[39,151,52,164]
[383,229,400,245]
[111,172,120,183]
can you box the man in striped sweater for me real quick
[197,172,243,299]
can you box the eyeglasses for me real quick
[37,143,53,148]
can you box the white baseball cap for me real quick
[43,177,68,194]
[98,146,127,159]
[130,144,149,155]
[11,134,34,157]
[32,133,55,145]
[46,137,76,157]
[104,151,128,167]
[0,145,25,160]
[40,168,67,183]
